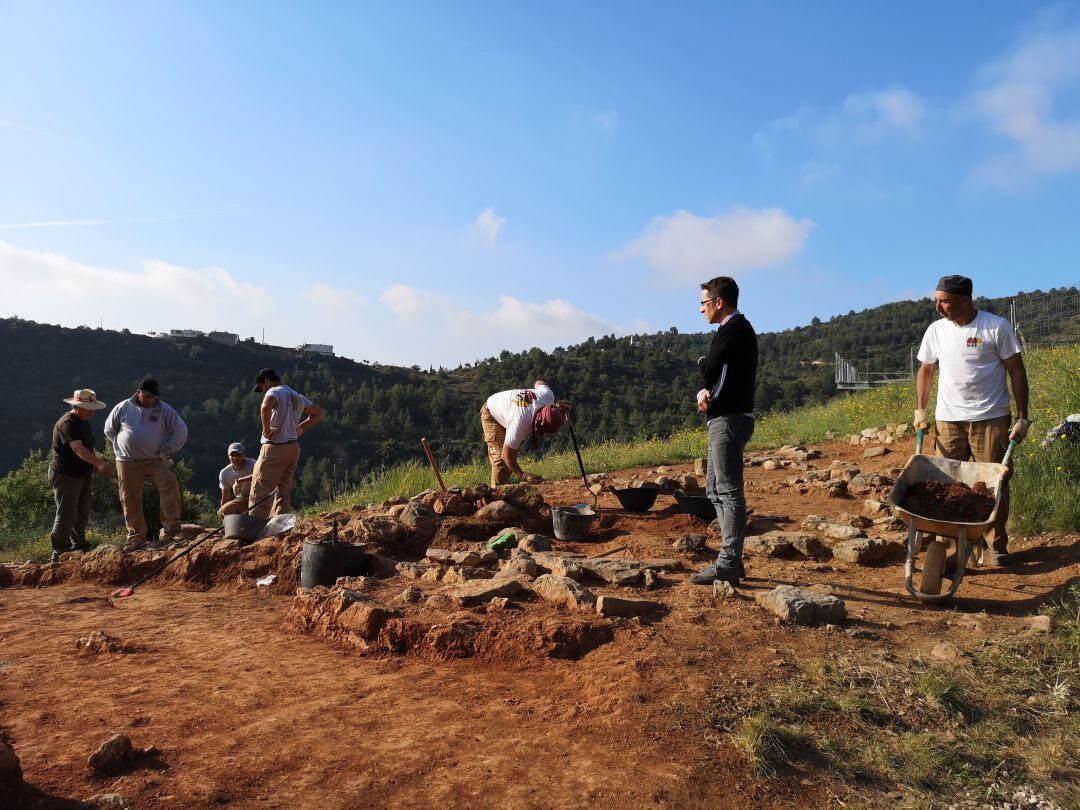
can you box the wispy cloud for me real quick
[380,283,427,317]
[0,206,241,232]
[300,283,363,315]
[0,118,68,139]
[472,207,507,249]
[614,206,814,285]
[755,85,927,154]
[970,12,1080,188]
[798,161,841,190]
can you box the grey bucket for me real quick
[300,540,368,589]
[223,514,268,543]
[551,504,597,541]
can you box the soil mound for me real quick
[901,480,995,522]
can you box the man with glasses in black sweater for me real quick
[690,276,759,586]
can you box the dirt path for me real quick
[3,438,1077,808]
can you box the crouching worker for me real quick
[218,442,256,517]
[480,380,569,486]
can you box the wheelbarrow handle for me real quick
[1001,439,1018,468]
[915,428,924,455]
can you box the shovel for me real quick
[566,419,598,510]
[111,490,276,599]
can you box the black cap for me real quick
[936,275,973,296]
[252,368,280,392]
[138,378,160,395]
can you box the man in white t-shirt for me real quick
[915,275,1030,563]
[218,442,256,517]
[248,368,325,518]
[480,381,569,486]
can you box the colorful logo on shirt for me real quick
[966,336,983,348]
[512,390,538,409]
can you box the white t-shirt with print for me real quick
[485,384,555,450]
[917,310,1021,422]
[219,458,256,499]
[262,385,314,444]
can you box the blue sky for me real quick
[1,1,1078,366]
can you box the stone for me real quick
[860,428,879,438]
[577,557,644,586]
[87,734,134,773]
[895,423,911,438]
[488,483,545,511]
[449,551,482,567]
[486,597,509,612]
[475,500,522,522]
[551,557,585,581]
[863,446,888,459]
[832,538,901,565]
[531,574,597,610]
[1025,615,1052,633]
[365,552,399,578]
[425,548,455,564]
[713,580,737,600]
[755,585,846,625]
[823,523,866,540]
[762,460,780,471]
[399,502,437,540]
[673,533,708,553]
[596,595,660,618]
[353,515,405,546]
[694,458,708,476]
[679,474,702,493]
[929,641,966,666]
[420,566,444,583]
[849,435,860,446]
[883,436,896,446]
[498,556,538,578]
[863,499,890,517]
[75,631,127,655]
[86,796,134,810]
[837,513,873,529]
[397,586,422,604]
[395,561,424,580]
[433,493,474,516]
[787,533,830,560]
[338,599,394,640]
[826,480,848,498]
[383,496,408,507]
[387,504,406,519]
[802,514,827,528]
[518,534,553,553]
[654,476,678,492]
[643,569,658,589]
[442,566,493,584]
[439,578,526,607]
[744,535,797,558]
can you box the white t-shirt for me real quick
[262,385,314,444]
[219,458,256,499]
[485,384,555,450]
[917,310,1021,422]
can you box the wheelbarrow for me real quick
[887,428,1016,603]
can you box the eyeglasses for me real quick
[700,297,720,307]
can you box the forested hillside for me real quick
[3,287,1071,505]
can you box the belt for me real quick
[267,439,298,445]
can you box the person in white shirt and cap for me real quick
[915,274,1030,565]
[49,389,114,564]
[218,442,256,517]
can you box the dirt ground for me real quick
[2,437,1078,809]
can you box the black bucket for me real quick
[300,541,368,589]
[551,504,597,541]
[223,514,268,543]
[674,490,717,522]
[612,487,658,512]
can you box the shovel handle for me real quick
[915,428,924,455]
[421,437,447,493]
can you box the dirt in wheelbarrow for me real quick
[901,479,995,522]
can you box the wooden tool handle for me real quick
[421,437,448,493]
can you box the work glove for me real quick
[1009,419,1031,441]
[697,389,710,413]
[913,409,929,430]
[158,450,173,466]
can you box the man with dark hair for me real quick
[248,368,325,518]
[49,389,114,563]
[915,275,1029,565]
[690,276,758,586]
[105,378,188,550]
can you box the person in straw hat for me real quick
[50,389,114,564]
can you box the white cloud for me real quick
[472,207,507,249]
[379,283,427,317]
[300,283,362,315]
[755,85,926,153]
[970,16,1080,187]
[614,206,814,284]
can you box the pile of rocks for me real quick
[848,422,912,449]
[593,468,704,494]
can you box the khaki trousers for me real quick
[117,458,182,544]
[218,497,248,517]
[248,442,301,519]
[935,415,1011,551]
[480,405,512,487]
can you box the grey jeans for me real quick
[49,468,92,553]
[706,414,755,569]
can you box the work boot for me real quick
[984,549,1011,567]
[50,551,61,565]
[122,539,147,553]
[690,563,741,586]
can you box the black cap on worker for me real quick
[936,275,973,297]
[138,378,160,395]
[252,368,280,392]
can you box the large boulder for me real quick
[596,595,661,618]
[488,483,545,511]
[755,586,846,625]
[87,734,135,774]
[475,500,522,523]
[832,538,903,565]
[398,502,437,541]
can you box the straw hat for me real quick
[63,389,107,410]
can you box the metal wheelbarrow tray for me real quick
[887,441,1011,603]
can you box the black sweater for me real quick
[698,313,758,417]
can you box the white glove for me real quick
[697,389,710,413]
[913,409,929,430]
[1009,419,1031,441]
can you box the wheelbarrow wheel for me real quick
[920,537,948,596]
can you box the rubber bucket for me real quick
[223,514,268,543]
[300,541,368,589]
[612,487,658,512]
[674,490,717,522]
[551,504,597,541]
